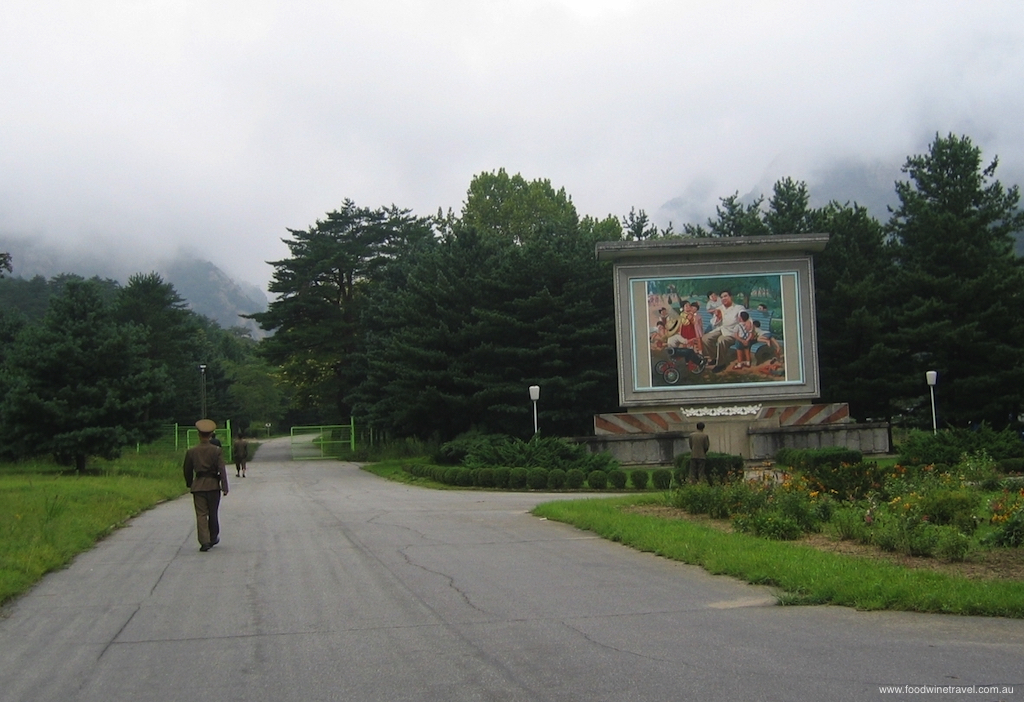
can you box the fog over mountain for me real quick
[659,158,901,229]
[0,235,268,336]
[657,155,1024,255]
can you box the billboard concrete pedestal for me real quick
[578,404,889,466]
[589,234,888,466]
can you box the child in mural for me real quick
[664,300,707,373]
[666,300,704,355]
[731,310,756,369]
[753,319,782,357]
[650,319,669,351]
[706,291,723,326]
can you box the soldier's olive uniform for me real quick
[183,441,229,549]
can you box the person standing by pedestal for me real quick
[688,422,711,484]
[184,419,229,552]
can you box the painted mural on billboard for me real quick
[642,273,795,389]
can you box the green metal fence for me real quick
[290,422,356,460]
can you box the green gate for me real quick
[290,421,356,460]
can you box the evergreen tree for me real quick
[250,201,434,419]
[682,193,769,238]
[765,177,816,235]
[113,272,202,422]
[0,281,168,471]
[353,174,620,440]
[0,275,62,322]
[883,134,1024,427]
[812,201,894,420]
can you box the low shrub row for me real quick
[897,426,1024,466]
[403,462,672,491]
[775,446,863,472]
[435,433,619,474]
[671,479,834,541]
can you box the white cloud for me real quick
[1,0,1023,288]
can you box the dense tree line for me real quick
[0,273,289,470]
[3,133,1020,466]
[680,135,1024,429]
[255,134,1024,439]
[251,170,623,439]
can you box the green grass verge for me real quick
[533,494,1024,618]
[0,451,187,606]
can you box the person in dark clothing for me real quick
[688,422,711,484]
[183,419,229,551]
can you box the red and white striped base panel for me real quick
[759,403,850,426]
[593,403,850,435]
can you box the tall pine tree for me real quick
[251,201,434,419]
[353,174,621,440]
[884,134,1024,427]
[0,281,168,471]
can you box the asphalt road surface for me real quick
[2,437,1022,702]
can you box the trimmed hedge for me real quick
[547,468,567,490]
[897,426,1024,465]
[509,467,529,489]
[629,470,649,490]
[775,446,863,472]
[651,468,672,490]
[527,467,548,490]
[566,469,586,489]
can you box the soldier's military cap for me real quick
[195,419,217,433]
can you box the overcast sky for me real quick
[2,1,1023,292]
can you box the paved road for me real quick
[2,437,1022,702]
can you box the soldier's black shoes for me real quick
[199,544,212,552]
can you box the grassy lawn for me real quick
[533,494,1024,618]
[0,449,187,606]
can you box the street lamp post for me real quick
[199,364,207,418]
[529,385,540,435]
[926,371,938,435]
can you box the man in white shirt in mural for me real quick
[700,290,746,373]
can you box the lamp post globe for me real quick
[926,371,938,434]
[528,385,540,435]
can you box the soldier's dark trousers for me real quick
[689,458,708,485]
[192,490,222,546]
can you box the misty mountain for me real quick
[160,259,269,336]
[657,158,902,230]
[656,156,1024,254]
[0,236,269,336]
